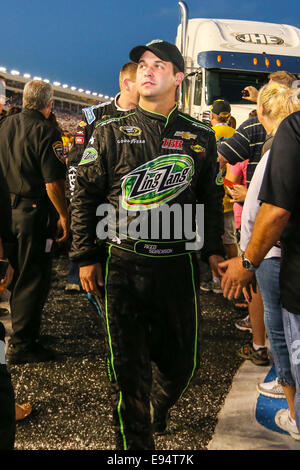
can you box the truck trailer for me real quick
[176,1,300,125]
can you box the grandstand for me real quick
[0,66,113,134]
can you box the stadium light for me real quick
[33,76,42,81]
[53,81,61,86]
[71,86,77,91]
[85,90,91,94]
[98,94,103,97]
[11,70,20,75]
[78,88,84,93]
[43,79,50,83]
[0,67,7,72]
[62,84,68,88]
[105,95,109,99]
[23,73,31,78]
[92,92,98,96]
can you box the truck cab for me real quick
[176,5,300,126]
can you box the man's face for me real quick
[127,78,139,105]
[136,50,180,100]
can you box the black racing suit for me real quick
[70,104,224,450]
[67,94,130,196]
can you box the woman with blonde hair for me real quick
[240,81,300,440]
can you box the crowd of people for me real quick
[0,40,300,451]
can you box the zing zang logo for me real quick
[121,154,194,210]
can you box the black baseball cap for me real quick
[211,99,231,117]
[129,40,185,73]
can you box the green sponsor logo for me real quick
[79,147,98,165]
[121,154,194,211]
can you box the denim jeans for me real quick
[256,258,294,386]
[282,308,300,431]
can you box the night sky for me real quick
[0,0,299,96]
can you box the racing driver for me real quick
[70,40,224,450]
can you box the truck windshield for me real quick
[206,70,269,105]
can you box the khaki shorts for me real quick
[222,211,237,245]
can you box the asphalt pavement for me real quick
[1,253,298,453]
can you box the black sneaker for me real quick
[238,343,270,366]
[6,341,57,365]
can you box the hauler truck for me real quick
[176,1,300,125]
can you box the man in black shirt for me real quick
[0,80,69,364]
[218,108,300,438]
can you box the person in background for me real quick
[241,83,300,439]
[200,99,237,294]
[65,62,139,293]
[218,95,300,441]
[0,80,69,365]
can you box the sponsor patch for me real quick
[75,136,84,145]
[52,141,65,163]
[175,131,197,140]
[83,102,112,125]
[79,147,99,166]
[162,138,183,150]
[119,126,142,137]
[191,144,205,153]
[121,154,194,211]
[76,130,85,136]
[79,121,87,127]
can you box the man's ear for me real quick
[123,78,130,91]
[175,72,184,86]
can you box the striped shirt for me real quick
[218,117,266,186]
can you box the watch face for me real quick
[243,259,250,269]
[242,256,255,271]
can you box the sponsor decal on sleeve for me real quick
[78,147,99,166]
[79,120,87,127]
[52,141,65,164]
[83,102,112,125]
[75,136,84,145]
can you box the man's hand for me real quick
[228,185,248,203]
[218,256,255,301]
[80,263,104,296]
[208,254,225,280]
[56,215,69,243]
[242,86,258,103]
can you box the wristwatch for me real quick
[242,254,257,272]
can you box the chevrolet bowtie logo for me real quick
[174,131,197,140]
